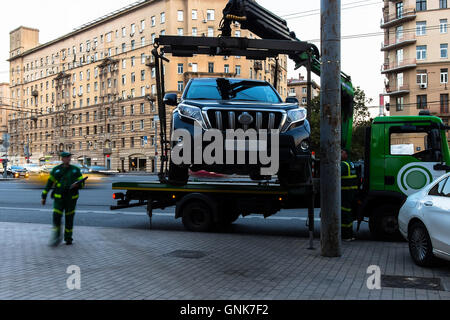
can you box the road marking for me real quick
[0,206,319,221]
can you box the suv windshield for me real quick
[185,78,282,103]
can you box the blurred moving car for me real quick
[9,166,30,179]
[399,172,450,267]
[86,166,118,175]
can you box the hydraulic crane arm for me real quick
[220,0,355,151]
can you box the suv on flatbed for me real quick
[164,78,312,186]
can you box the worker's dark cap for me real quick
[60,151,72,158]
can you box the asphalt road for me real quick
[0,175,372,240]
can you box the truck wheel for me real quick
[181,200,214,232]
[369,204,401,241]
[408,221,436,267]
[168,161,189,186]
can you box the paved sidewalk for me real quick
[1,222,449,300]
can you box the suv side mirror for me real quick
[163,93,178,106]
[285,97,299,104]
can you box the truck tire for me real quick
[181,200,214,232]
[408,221,436,267]
[369,204,402,241]
[168,161,189,186]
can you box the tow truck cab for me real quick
[360,115,450,239]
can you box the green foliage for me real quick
[307,87,373,160]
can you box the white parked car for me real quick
[399,172,450,267]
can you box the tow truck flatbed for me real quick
[111,180,318,234]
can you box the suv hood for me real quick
[183,99,299,110]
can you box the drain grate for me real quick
[164,250,207,259]
[382,275,443,291]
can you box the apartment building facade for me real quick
[287,75,320,107]
[7,0,288,172]
[381,0,450,142]
[0,83,10,154]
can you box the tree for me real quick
[307,87,372,160]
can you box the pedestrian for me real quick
[41,151,86,246]
[341,149,358,241]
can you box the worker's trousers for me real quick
[341,190,355,240]
[52,196,78,242]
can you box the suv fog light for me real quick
[300,140,310,151]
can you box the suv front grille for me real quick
[205,109,285,131]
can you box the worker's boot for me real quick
[48,227,62,247]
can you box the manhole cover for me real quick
[382,275,443,291]
[164,250,207,259]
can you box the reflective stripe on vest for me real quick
[72,195,79,200]
[54,194,62,199]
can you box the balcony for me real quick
[385,84,410,96]
[381,8,416,29]
[381,58,417,74]
[381,35,416,51]
[103,148,112,155]
[31,90,39,97]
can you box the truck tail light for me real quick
[113,193,124,200]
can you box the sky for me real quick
[0,0,385,116]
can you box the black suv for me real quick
[164,78,311,186]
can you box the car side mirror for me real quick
[285,97,299,104]
[163,93,178,106]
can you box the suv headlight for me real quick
[178,104,206,129]
[282,108,307,132]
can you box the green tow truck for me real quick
[111,114,449,238]
[111,0,450,239]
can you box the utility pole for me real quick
[320,0,342,257]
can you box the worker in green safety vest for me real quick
[341,149,359,241]
[41,151,85,246]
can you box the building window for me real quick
[440,19,448,33]
[161,12,165,24]
[178,10,184,21]
[131,56,135,66]
[192,63,198,72]
[177,81,184,92]
[224,64,229,73]
[416,21,426,36]
[178,28,184,36]
[131,73,136,83]
[208,27,214,37]
[396,97,404,111]
[440,0,447,9]
[106,32,112,43]
[151,16,156,27]
[141,86,145,96]
[235,65,241,75]
[177,63,184,74]
[140,103,145,114]
[131,40,135,50]
[141,20,145,31]
[416,45,427,60]
[192,9,198,20]
[416,72,427,85]
[192,27,198,37]
[140,120,145,130]
[441,68,448,83]
[441,94,449,113]
[441,44,448,58]
[208,62,214,73]
[417,95,427,109]
[131,24,136,35]
[416,0,427,11]
[207,9,215,21]
[130,137,135,148]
